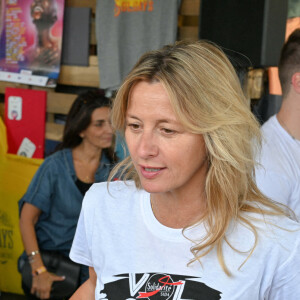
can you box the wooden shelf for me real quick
[0,0,263,145]
[65,0,96,13]
[0,0,202,141]
[58,56,99,87]
[180,0,201,16]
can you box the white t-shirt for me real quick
[255,115,300,220]
[70,181,300,300]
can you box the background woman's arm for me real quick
[19,203,64,299]
[19,203,43,269]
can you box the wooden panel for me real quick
[178,0,200,41]
[178,26,199,41]
[0,102,4,120]
[47,113,55,122]
[58,56,100,87]
[90,17,97,46]
[0,82,30,94]
[32,86,56,93]
[45,122,64,141]
[47,92,76,114]
[65,0,96,13]
[180,0,201,16]
[246,69,265,100]
[181,16,199,26]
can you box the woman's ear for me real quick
[291,72,300,94]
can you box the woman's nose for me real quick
[104,121,113,133]
[137,132,158,158]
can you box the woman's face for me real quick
[80,107,113,150]
[125,81,208,195]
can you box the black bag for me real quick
[19,251,81,299]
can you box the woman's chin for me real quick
[140,181,168,194]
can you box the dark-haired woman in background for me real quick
[18,90,118,299]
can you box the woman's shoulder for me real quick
[237,211,300,256]
[257,215,300,279]
[263,213,300,241]
[90,179,136,192]
[223,212,300,276]
[242,207,300,234]
[42,148,69,164]
[83,180,139,206]
[80,181,143,223]
[35,149,70,173]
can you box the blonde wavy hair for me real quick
[110,40,288,275]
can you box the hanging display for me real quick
[0,0,65,87]
[4,87,47,159]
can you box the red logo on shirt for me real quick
[137,274,183,299]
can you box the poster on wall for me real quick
[0,0,65,88]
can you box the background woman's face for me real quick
[80,107,113,150]
[125,81,208,195]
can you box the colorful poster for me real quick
[0,0,65,87]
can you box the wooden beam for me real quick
[47,113,55,123]
[0,82,30,94]
[178,26,199,41]
[90,17,97,46]
[45,122,64,141]
[47,92,76,114]
[58,56,100,87]
[0,103,4,120]
[180,0,200,16]
[65,0,96,13]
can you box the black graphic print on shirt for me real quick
[99,273,221,299]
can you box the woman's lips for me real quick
[139,165,165,179]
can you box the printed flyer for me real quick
[0,0,65,87]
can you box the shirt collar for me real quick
[63,148,112,180]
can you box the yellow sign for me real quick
[0,117,43,294]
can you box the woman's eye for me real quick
[95,121,104,127]
[162,128,175,134]
[128,123,140,130]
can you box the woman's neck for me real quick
[150,189,206,229]
[72,143,102,163]
[72,144,103,183]
[277,97,300,141]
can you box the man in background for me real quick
[255,29,300,220]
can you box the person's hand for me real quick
[31,271,65,299]
[37,46,60,66]
[30,45,60,68]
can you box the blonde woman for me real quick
[70,40,300,300]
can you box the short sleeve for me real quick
[69,188,96,267]
[18,157,57,216]
[267,235,300,299]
